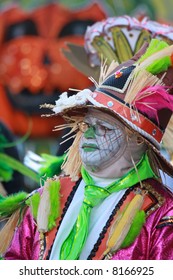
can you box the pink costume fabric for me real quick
[4,180,173,260]
[112,189,173,260]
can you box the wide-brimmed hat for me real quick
[62,15,173,162]
[41,39,173,179]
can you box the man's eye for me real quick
[105,127,112,131]
[99,125,112,131]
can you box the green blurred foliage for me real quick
[0,0,172,22]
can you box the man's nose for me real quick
[84,126,96,139]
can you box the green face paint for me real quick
[79,112,125,171]
[82,143,99,152]
[83,125,96,139]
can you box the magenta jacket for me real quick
[4,177,173,260]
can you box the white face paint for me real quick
[79,109,126,172]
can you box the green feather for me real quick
[39,154,65,179]
[0,153,40,183]
[0,160,13,182]
[138,38,171,74]
[121,210,146,248]
[26,192,40,220]
[47,180,61,231]
[0,191,28,217]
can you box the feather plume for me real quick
[124,68,163,104]
[132,85,173,125]
[0,191,27,218]
[121,210,145,248]
[137,39,171,75]
[136,43,173,73]
[47,180,61,231]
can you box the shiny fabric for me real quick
[112,185,173,260]
[4,180,173,260]
[60,185,110,260]
[5,208,40,260]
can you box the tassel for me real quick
[36,178,61,259]
[37,178,61,232]
[104,192,144,257]
[37,180,51,233]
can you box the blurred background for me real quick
[0,0,173,195]
[0,0,173,21]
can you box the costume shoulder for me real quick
[138,178,173,233]
[0,175,78,257]
[0,176,61,256]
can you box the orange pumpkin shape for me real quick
[0,3,105,138]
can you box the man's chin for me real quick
[83,163,100,173]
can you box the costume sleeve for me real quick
[112,197,173,260]
[4,207,40,260]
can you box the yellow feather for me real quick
[104,193,144,256]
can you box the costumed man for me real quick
[1,39,173,260]
[63,15,173,191]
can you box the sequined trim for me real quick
[140,182,165,217]
[38,232,46,260]
[156,216,173,228]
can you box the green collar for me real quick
[81,152,157,192]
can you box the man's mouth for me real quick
[82,143,99,152]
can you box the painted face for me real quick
[79,110,126,172]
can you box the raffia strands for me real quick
[61,131,82,181]
[163,115,173,154]
[99,59,119,86]
[0,208,23,255]
[37,180,51,233]
[124,68,163,104]
[104,193,144,256]
[53,116,84,132]
[53,116,84,147]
